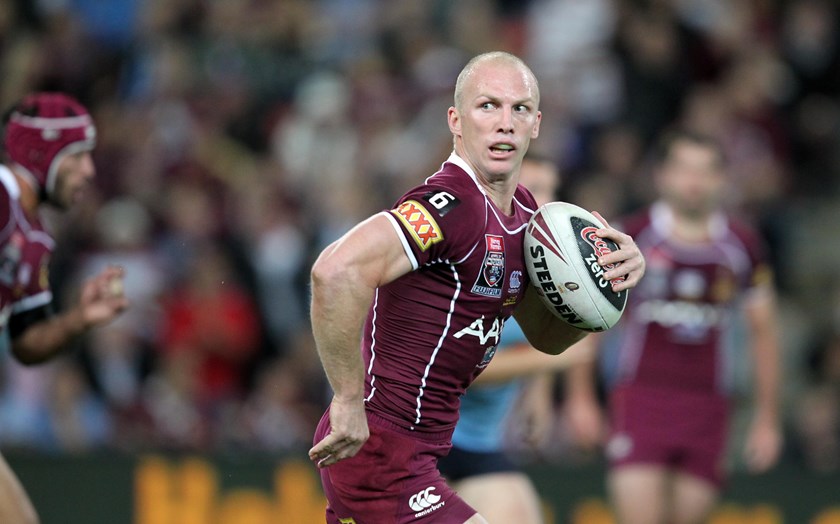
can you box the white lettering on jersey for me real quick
[636,299,723,329]
[453,315,503,346]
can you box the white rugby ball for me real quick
[524,202,628,332]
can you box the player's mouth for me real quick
[489,143,516,156]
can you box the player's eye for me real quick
[481,102,495,110]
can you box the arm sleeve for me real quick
[386,184,483,269]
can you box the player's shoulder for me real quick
[396,161,488,221]
[422,160,489,211]
[513,183,539,214]
[389,160,489,259]
[613,206,651,237]
[715,212,768,257]
[720,212,761,241]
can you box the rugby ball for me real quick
[524,202,628,332]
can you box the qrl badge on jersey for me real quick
[392,200,443,252]
[471,234,505,297]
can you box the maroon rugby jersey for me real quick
[606,202,771,396]
[365,153,538,432]
[0,166,54,328]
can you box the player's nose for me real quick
[497,107,514,133]
[79,152,96,180]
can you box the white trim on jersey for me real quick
[649,202,747,267]
[382,211,419,270]
[413,262,461,427]
[0,165,21,200]
[513,195,536,215]
[365,288,381,403]
[0,166,19,244]
[11,290,52,314]
[24,229,55,250]
[0,164,55,249]
[444,151,531,235]
[435,153,484,195]
[485,201,529,235]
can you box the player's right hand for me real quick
[78,265,129,327]
[309,396,369,468]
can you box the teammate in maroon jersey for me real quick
[308,51,646,523]
[0,92,129,524]
[566,130,781,524]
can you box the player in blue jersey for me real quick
[438,154,590,523]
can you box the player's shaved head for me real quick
[453,52,540,111]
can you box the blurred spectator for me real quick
[793,331,840,472]
[31,359,112,453]
[230,178,308,355]
[75,198,163,409]
[233,356,322,453]
[155,243,262,409]
[139,350,211,451]
[0,0,832,460]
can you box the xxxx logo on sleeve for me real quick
[392,200,443,251]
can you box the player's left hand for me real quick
[744,416,782,473]
[78,265,129,327]
[592,211,645,293]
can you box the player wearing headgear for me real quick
[0,92,129,524]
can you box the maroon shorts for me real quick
[314,408,478,523]
[605,385,729,488]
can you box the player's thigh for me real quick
[671,471,719,524]
[608,464,669,524]
[455,472,543,524]
[0,453,38,524]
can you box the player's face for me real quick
[52,150,95,210]
[657,141,725,217]
[519,159,559,207]
[448,61,541,182]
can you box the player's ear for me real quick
[447,106,461,136]
[531,111,542,139]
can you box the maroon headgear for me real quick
[3,92,96,198]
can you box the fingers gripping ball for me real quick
[524,202,628,332]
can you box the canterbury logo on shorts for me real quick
[408,486,445,517]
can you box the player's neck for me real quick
[482,179,515,214]
[671,211,714,243]
[451,148,516,214]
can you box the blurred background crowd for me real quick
[0,0,838,475]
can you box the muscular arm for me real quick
[742,286,783,472]
[308,213,413,467]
